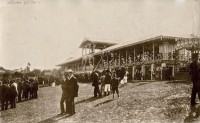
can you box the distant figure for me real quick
[91,70,102,98]
[52,82,56,87]
[29,79,34,99]
[123,70,128,84]
[111,73,119,99]
[104,70,111,96]
[100,73,106,96]
[189,58,200,105]
[0,80,10,110]
[9,80,18,108]
[23,80,30,100]
[33,79,39,98]
[59,72,68,115]
[140,72,144,80]
[157,68,161,80]
[17,79,23,102]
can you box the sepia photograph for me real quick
[0,0,200,122]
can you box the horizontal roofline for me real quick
[93,35,198,55]
[79,37,119,48]
[56,57,82,66]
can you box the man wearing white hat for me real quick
[64,69,79,115]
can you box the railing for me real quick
[94,53,190,69]
[178,54,190,61]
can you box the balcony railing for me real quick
[94,53,190,69]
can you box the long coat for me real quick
[65,76,79,97]
[189,61,199,82]
[91,72,99,86]
[189,61,200,91]
[104,73,111,84]
[0,84,10,101]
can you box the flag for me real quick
[28,62,31,66]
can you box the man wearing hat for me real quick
[64,69,79,115]
[104,69,111,96]
[91,70,102,98]
[59,69,68,115]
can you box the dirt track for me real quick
[0,81,199,123]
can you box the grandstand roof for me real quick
[56,56,82,66]
[93,35,195,55]
[79,38,118,49]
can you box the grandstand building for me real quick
[57,35,200,80]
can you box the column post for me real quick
[134,48,136,63]
[132,66,135,80]
[119,52,121,66]
[151,64,155,80]
[143,45,145,61]
[153,42,155,62]
[125,50,128,66]
[141,65,145,80]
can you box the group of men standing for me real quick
[91,69,122,99]
[59,68,124,115]
[0,77,38,111]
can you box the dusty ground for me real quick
[1,81,200,123]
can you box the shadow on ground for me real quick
[94,99,113,107]
[164,96,189,118]
[38,114,73,123]
[135,82,150,86]
[38,97,112,123]
[75,96,102,105]
[166,80,191,84]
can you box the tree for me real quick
[0,66,6,71]
[13,72,23,78]
[32,69,42,76]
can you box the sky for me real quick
[0,0,200,70]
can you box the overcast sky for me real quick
[0,0,199,70]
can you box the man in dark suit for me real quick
[91,70,102,98]
[17,79,23,102]
[0,80,10,110]
[189,58,200,105]
[59,72,68,115]
[111,73,119,99]
[104,69,111,96]
[65,69,79,115]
